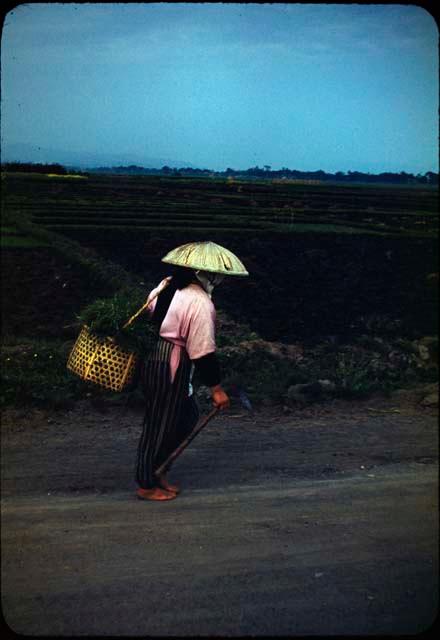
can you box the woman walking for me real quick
[135,241,248,501]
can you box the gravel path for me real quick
[1,396,438,635]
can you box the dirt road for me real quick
[1,395,438,636]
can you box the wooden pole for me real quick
[154,407,219,477]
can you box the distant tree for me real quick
[1,161,67,175]
[425,171,438,184]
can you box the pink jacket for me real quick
[146,279,217,383]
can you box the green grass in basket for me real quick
[77,290,158,355]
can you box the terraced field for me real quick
[2,172,438,238]
[2,171,438,343]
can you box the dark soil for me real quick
[1,248,106,339]
[3,232,437,347]
[60,230,439,342]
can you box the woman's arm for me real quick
[192,352,230,410]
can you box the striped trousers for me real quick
[136,338,199,489]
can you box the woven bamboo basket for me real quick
[67,325,138,392]
[67,278,171,393]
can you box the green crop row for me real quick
[32,216,265,227]
[0,223,50,248]
[30,211,270,222]
[1,226,21,234]
[43,224,264,236]
[3,173,437,243]
[8,198,437,219]
[7,208,436,240]
[28,211,421,234]
[1,235,50,248]
[12,211,438,235]
[39,221,399,237]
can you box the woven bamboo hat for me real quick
[162,241,249,276]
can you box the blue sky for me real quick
[1,3,438,173]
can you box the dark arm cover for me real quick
[192,352,221,387]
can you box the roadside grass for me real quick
[218,337,438,405]
[2,332,435,410]
[0,338,102,409]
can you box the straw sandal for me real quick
[136,487,177,501]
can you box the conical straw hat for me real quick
[162,241,249,276]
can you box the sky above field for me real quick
[1,2,438,173]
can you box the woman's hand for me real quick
[211,385,230,410]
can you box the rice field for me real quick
[1,170,437,346]
[2,171,438,240]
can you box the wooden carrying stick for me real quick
[122,277,171,330]
[154,407,219,477]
